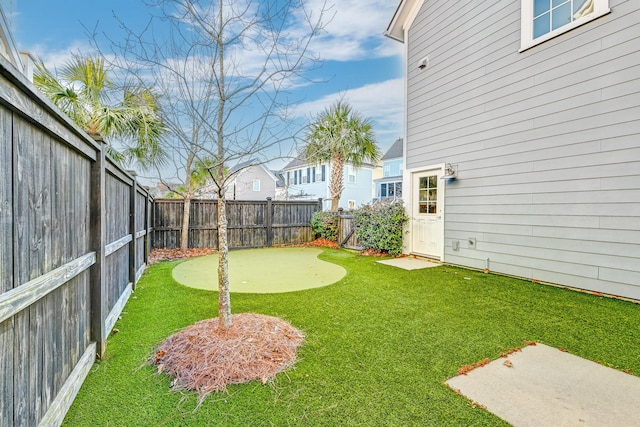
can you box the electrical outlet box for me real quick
[452,240,460,251]
[468,238,476,249]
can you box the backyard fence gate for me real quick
[337,209,362,250]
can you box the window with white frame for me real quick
[383,165,391,177]
[520,0,610,51]
[348,200,356,210]
[347,165,356,184]
[253,179,260,192]
[380,182,402,200]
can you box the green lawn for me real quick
[63,249,640,426]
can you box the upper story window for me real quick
[253,179,261,192]
[383,165,391,177]
[520,0,610,51]
[347,165,356,184]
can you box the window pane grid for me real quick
[532,0,591,39]
[418,175,437,214]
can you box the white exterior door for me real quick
[411,169,444,259]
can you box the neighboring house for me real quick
[281,157,378,210]
[226,160,280,200]
[374,137,404,201]
[386,0,640,299]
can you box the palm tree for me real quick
[33,56,166,168]
[304,101,381,211]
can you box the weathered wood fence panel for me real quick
[153,198,323,250]
[0,56,151,427]
[271,200,319,245]
[337,210,362,250]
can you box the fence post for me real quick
[144,187,151,264]
[337,207,343,247]
[127,171,138,290]
[317,197,323,212]
[266,197,273,247]
[88,132,107,359]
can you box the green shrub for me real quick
[310,211,339,242]
[354,200,409,256]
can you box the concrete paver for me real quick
[446,343,640,426]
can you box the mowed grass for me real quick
[63,249,640,426]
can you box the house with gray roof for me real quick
[226,159,282,200]
[374,138,403,201]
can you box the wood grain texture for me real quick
[0,56,154,426]
[152,199,321,250]
[0,253,95,324]
[37,343,96,427]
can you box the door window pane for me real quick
[418,175,437,214]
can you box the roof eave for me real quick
[385,0,409,43]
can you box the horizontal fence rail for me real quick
[0,56,152,427]
[152,198,323,250]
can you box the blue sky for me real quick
[8,0,404,171]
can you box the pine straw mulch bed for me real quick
[149,238,339,264]
[153,313,305,397]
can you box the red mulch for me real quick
[300,238,339,249]
[149,238,342,264]
[153,313,304,397]
[360,248,389,257]
[149,248,217,264]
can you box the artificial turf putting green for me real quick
[172,247,347,293]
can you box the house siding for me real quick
[283,162,376,209]
[405,0,640,298]
[228,166,277,200]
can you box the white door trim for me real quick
[402,163,446,260]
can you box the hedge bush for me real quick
[310,211,339,242]
[353,200,409,256]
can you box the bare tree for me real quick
[105,0,329,328]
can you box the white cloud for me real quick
[298,0,401,61]
[26,40,98,70]
[293,77,404,143]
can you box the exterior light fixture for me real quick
[418,56,429,70]
[441,163,457,180]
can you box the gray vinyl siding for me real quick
[405,0,640,298]
[229,166,277,200]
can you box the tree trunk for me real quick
[329,156,344,211]
[180,152,195,252]
[180,196,191,252]
[216,0,232,329]
[217,196,232,328]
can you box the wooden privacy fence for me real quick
[153,198,323,250]
[336,209,363,250]
[0,56,152,427]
